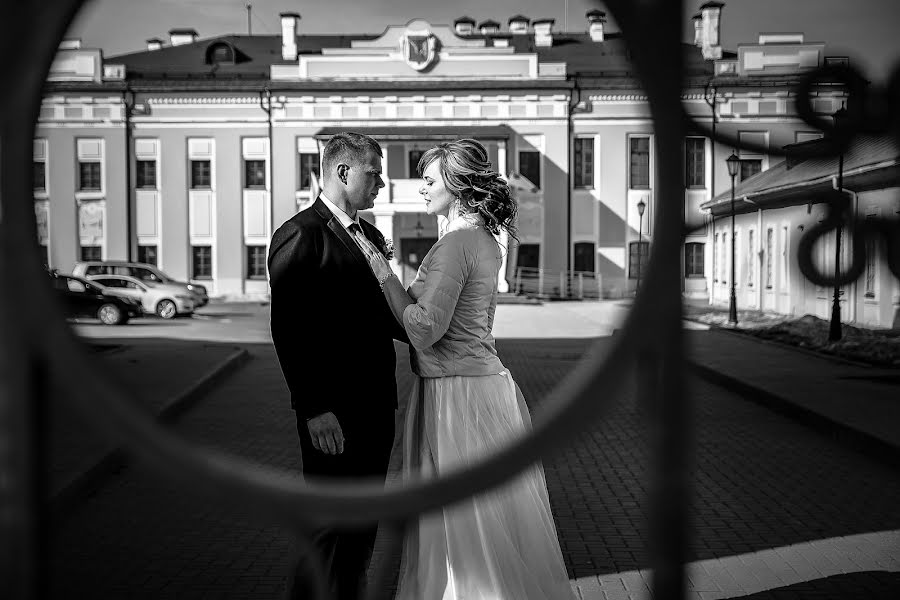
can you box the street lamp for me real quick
[636,198,646,293]
[829,106,848,341]
[725,152,741,325]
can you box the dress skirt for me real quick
[394,371,575,600]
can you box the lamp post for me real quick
[636,198,646,293]
[725,152,740,325]
[829,106,848,342]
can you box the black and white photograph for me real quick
[1,0,899,598]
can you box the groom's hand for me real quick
[306,412,345,455]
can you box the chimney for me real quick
[454,16,476,36]
[699,1,724,60]
[692,13,703,46]
[280,12,300,61]
[146,38,164,51]
[59,38,82,50]
[586,9,607,42]
[508,15,530,35]
[478,20,500,35]
[533,18,555,47]
[169,28,199,46]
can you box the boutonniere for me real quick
[380,238,395,261]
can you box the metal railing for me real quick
[514,266,603,300]
[2,1,899,599]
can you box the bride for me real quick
[355,139,576,599]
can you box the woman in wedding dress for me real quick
[356,139,575,599]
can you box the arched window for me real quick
[206,42,235,65]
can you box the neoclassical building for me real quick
[35,3,850,300]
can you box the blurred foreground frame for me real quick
[2,1,899,599]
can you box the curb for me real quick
[49,347,251,520]
[682,316,885,369]
[688,360,900,470]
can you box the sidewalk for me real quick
[683,321,900,468]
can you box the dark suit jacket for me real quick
[268,198,407,421]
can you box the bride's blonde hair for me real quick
[417,139,518,240]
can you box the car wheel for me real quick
[98,303,124,325]
[156,299,177,319]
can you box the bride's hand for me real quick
[357,235,394,281]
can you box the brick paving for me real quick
[47,334,900,598]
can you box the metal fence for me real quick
[514,267,603,300]
[2,1,899,599]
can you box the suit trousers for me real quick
[289,409,396,600]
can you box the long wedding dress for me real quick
[393,216,575,600]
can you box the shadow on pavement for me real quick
[45,337,900,598]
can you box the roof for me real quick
[508,15,530,24]
[103,31,714,83]
[702,135,900,215]
[314,125,515,141]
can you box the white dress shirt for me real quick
[319,192,360,231]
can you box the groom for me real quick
[268,132,406,599]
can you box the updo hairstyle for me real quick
[417,139,518,240]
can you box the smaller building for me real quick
[701,135,900,329]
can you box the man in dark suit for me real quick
[268,132,407,600]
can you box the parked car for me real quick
[73,261,209,307]
[86,274,196,319]
[48,271,142,325]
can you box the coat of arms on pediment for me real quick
[399,24,438,71]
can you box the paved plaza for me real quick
[47,301,900,599]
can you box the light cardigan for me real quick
[402,220,506,378]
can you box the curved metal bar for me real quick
[797,192,900,288]
[0,2,87,598]
[604,1,691,597]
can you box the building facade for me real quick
[703,136,900,329]
[35,4,851,300]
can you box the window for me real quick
[865,215,877,298]
[765,228,774,289]
[138,245,158,266]
[574,138,594,188]
[191,245,212,280]
[629,137,650,189]
[246,245,267,280]
[518,151,541,189]
[721,233,727,284]
[80,245,101,261]
[573,242,595,272]
[628,241,650,279]
[136,160,157,188]
[740,159,762,182]
[408,149,425,178]
[190,160,211,189]
[685,242,704,277]
[516,244,540,270]
[39,245,49,268]
[298,153,320,190]
[684,137,705,188]
[207,43,235,65]
[747,230,755,287]
[780,226,788,290]
[33,161,46,191]
[713,233,719,282]
[244,160,266,188]
[79,162,102,191]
